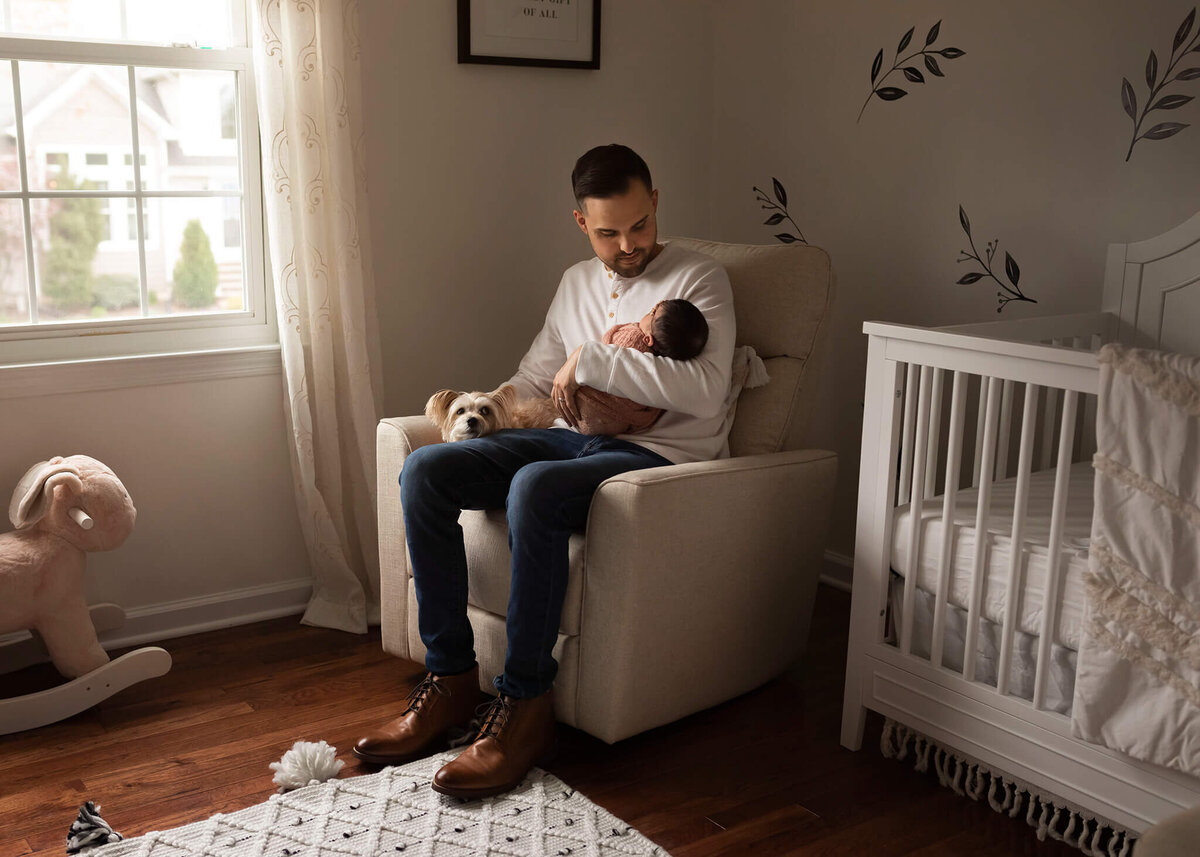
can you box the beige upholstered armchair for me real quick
[377,238,838,743]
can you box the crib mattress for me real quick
[890,461,1094,650]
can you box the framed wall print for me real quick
[458,0,601,70]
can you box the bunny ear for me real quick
[9,459,83,529]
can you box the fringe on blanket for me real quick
[880,719,1137,857]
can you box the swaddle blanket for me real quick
[1071,343,1200,776]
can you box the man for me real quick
[355,144,735,798]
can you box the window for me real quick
[0,0,271,365]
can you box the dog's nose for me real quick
[466,416,478,429]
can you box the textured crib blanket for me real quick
[1071,343,1200,777]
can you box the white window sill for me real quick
[0,344,282,400]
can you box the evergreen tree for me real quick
[42,174,103,313]
[172,219,218,308]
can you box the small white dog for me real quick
[425,384,558,442]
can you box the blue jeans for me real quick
[400,428,671,699]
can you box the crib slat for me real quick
[1032,390,1079,711]
[898,363,919,506]
[962,376,1001,682]
[930,371,968,669]
[972,378,987,488]
[900,365,934,657]
[924,369,944,500]
[997,383,1040,697]
[995,379,1014,479]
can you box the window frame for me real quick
[0,19,273,367]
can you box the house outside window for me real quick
[0,0,271,364]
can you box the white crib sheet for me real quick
[890,460,1094,650]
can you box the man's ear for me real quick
[651,188,658,211]
[573,208,588,234]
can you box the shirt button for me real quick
[609,312,614,318]
[611,292,618,299]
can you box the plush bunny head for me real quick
[9,455,136,552]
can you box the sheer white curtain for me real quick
[252,0,383,633]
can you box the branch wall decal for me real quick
[859,20,965,123]
[956,206,1038,312]
[1122,6,1200,160]
[752,178,807,244]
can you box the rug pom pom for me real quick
[269,740,344,791]
[66,801,123,854]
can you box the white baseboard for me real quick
[820,549,853,592]
[0,578,313,665]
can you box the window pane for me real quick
[19,62,133,191]
[4,1,238,47]
[33,195,142,322]
[1,63,17,191]
[7,0,123,42]
[0,199,30,326]
[135,68,239,192]
[151,197,243,316]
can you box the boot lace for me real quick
[476,695,515,741]
[402,673,448,714]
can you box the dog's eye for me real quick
[479,406,490,416]
[455,407,465,416]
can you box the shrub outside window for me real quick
[0,0,271,365]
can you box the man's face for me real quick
[573,182,659,278]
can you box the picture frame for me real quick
[457,0,601,70]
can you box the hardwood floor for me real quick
[0,584,1080,856]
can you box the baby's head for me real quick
[639,299,709,360]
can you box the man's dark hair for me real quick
[651,299,709,360]
[571,144,653,207]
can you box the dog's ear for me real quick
[490,384,518,410]
[425,389,459,424]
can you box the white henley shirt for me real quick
[505,241,735,464]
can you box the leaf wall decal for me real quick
[1175,8,1195,52]
[1004,252,1021,286]
[752,181,807,245]
[1123,10,1200,160]
[1122,77,1138,119]
[859,20,965,122]
[955,206,1037,311]
[1144,121,1189,139]
[1151,93,1194,109]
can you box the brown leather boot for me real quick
[353,665,481,765]
[431,688,556,799]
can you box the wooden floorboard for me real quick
[0,584,1081,855]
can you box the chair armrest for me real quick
[377,416,443,659]
[576,448,838,742]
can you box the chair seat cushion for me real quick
[459,509,587,635]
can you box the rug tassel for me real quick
[66,802,123,855]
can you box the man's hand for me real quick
[553,346,583,427]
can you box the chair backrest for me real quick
[668,237,836,456]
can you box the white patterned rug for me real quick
[83,751,669,857]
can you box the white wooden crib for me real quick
[841,210,1200,845]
